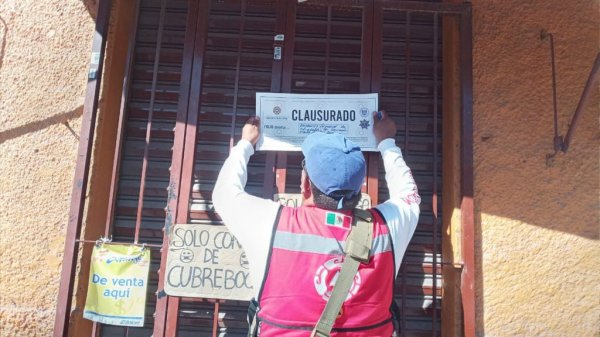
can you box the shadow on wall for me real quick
[478,74,599,241]
[474,130,599,241]
[0,106,83,144]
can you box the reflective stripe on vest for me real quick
[273,231,392,256]
[257,206,395,337]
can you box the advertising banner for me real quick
[83,244,150,327]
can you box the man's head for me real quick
[301,132,366,210]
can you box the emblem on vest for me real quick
[314,257,362,301]
[325,211,352,230]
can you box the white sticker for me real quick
[273,46,282,60]
[91,52,101,65]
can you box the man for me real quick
[212,111,420,336]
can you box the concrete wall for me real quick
[0,0,95,336]
[471,0,599,336]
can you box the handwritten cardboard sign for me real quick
[274,193,372,210]
[164,224,253,300]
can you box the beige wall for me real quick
[0,0,95,336]
[471,0,599,336]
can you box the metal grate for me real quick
[101,0,188,336]
[179,1,279,335]
[93,1,468,337]
[376,9,443,337]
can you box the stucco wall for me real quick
[0,1,94,336]
[472,0,599,336]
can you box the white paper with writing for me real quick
[256,93,379,151]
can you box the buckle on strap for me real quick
[345,240,370,262]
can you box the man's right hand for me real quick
[242,116,261,146]
[373,110,397,145]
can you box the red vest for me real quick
[257,206,395,337]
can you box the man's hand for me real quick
[373,110,396,145]
[242,116,261,146]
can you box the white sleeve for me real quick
[212,140,281,293]
[374,138,421,277]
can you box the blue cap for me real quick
[301,132,366,199]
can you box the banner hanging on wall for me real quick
[83,243,151,327]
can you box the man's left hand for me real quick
[242,116,261,146]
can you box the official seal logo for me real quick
[273,105,282,115]
[360,107,369,117]
[314,257,362,301]
[359,119,370,129]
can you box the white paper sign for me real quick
[256,93,379,151]
[164,224,253,300]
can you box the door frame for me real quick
[53,1,474,337]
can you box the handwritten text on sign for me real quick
[164,224,253,300]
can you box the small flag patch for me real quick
[325,212,352,230]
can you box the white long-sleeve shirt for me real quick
[212,138,420,296]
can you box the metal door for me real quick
[93,1,473,336]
